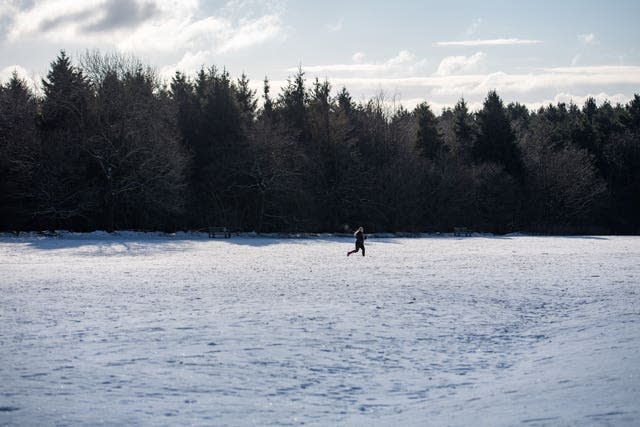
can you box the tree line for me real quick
[1,51,639,234]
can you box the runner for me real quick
[347,226,366,257]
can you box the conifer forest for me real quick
[1,51,639,234]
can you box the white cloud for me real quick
[289,60,640,99]
[578,33,595,44]
[222,0,285,20]
[216,14,283,54]
[352,52,365,63]
[117,14,226,53]
[386,50,415,66]
[0,1,19,21]
[289,50,428,76]
[1,64,32,82]
[429,66,640,96]
[280,54,639,112]
[435,52,486,76]
[0,65,43,93]
[316,65,640,101]
[160,50,211,78]
[435,38,542,47]
[540,65,640,76]
[6,0,285,55]
[8,0,162,42]
[290,63,382,73]
[395,97,484,113]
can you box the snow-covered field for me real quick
[1,233,639,426]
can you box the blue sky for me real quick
[1,0,639,110]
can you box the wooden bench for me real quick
[208,227,231,238]
[453,227,472,237]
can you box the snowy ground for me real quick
[1,233,639,426]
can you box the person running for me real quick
[347,226,366,257]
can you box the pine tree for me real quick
[261,76,274,119]
[415,102,444,160]
[279,67,308,142]
[35,51,94,230]
[0,72,39,230]
[236,72,257,126]
[337,86,354,116]
[474,90,522,178]
[41,51,90,130]
[187,66,249,228]
[452,98,475,162]
[626,94,640,131]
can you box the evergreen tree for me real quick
[245,114,303,232]
[189,67,249,228]
[261,76,274,120]
[597,97,640,232]
[279,67,308,142]
[307,78,363,230]
[40,51,90,130]
[378,106,423,231]
[0,72,39,230]
[474,90,523,179]
[236,72,257,127]
[337,86,354,117]
[171,71,199,152]
[348,94,393,229]
[35,51,94,230]
[573,98,600,160]
[626,94,640,131]
[603,129,640,232]
[452,98,475,162]
[414,102,444,160]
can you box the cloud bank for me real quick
[287,50,428,76]
[297,58,640,110]
[434,38,542,47]
[435,52,486,76]
[5,0,285,55]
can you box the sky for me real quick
[1,0,639,111]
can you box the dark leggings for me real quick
[354,241,365,256]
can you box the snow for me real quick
[1,233,639,426]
